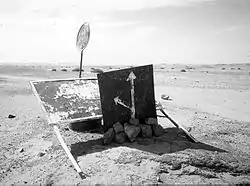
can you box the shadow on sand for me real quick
[70,127,227,160]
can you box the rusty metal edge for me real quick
[29,80,54,124]
[30,77,97,83]
[52,115,103,125]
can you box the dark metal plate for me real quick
[97,65,157,131]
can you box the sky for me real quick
[0,0,250,65]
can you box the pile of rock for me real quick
[103,118,164,145]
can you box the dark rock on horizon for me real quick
[72,67,84,72]
[91,68,104,74]
[8,114,16,119]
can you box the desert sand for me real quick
[0,63,249,184]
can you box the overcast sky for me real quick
[0,0,249,65]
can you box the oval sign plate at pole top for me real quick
[76,22,90,51]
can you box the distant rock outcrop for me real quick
[72,67,84,72]
[91,68,104,74]
[8,114,16,119]
[161,94,171,101]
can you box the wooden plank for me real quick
[30,78,102,125]
[97,65,157,131]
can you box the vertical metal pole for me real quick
[79,50,83,78]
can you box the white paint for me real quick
[127,72,137,118]
[43,102,55,112]
[114,96,131,110]
[50,111,69,123]
[54,81,99,100]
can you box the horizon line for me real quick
[0,61,249,67]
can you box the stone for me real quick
[64,127,70,131]
[19,148,24,153]
[114,132,126,144]
[103,128,115,145]
[140,124,152,138]
[181,165,198,175]
[145,117,158,125]
[152,124,164,137]
[124,123,140,142]
[8,114,16,119]
[129,118,140,126]
[158,173,174,184]
[72,67,84,72]
[170,163,182,170]
[37,152,45,157]
[113,122,124,133]
[91,68,104,74]
[161,94,170,100]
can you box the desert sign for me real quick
[30,78,102,124]
[97,64,157,131]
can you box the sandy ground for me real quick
[0,63,249,184]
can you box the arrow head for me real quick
[114,96,119,105]
[126,72,136,81]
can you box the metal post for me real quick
[159,108,198,143]
[53,125,87,179]
[79,50,83,78]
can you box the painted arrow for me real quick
[114,96,131,110]
[126,71,136,118]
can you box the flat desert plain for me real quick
[0,63,250,184]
